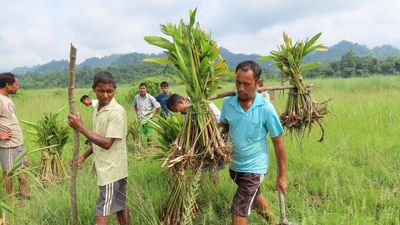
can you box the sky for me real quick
[1,0,399,70]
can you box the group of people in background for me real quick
[1,60,287,225]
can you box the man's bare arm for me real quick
[68,113,114,149]
[271,134,287,193]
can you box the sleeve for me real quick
[150,96,161,108]
[219,97,228,124]
[105,110,126,140]
[264,102,284,138]
[132,96,137,107]
[209,102,221,121]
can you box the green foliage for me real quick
[4,76,400,225]
[304,51,400,78]
[144,9,233,99]
[148,113,184,152]
[22,108,69,153]
[144,9,232,224]
[19,62,178,90]
[259,32,329,142]
[127,118,142,153]
[0,146,46,222]
[21,107,69,181]
[16,47,400,90]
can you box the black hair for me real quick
[160,81,169,88]
[167,93,185,111]
[80,95,90,103]
[0,72,17,88]
[92,71,116,88]
[139,82,148,88]
[235,60,262,80]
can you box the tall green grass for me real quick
[1,76,399,224]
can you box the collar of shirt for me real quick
[229,92,264,113]
[96,98,117,114]
[139,93,150,99]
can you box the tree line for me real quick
[19,62,178,89]
[302,51,400,78]
[18,50,400,89]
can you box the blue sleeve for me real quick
[264,102,284,138]
[150,95,161,108]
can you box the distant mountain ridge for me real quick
[10,40,400,75]
[306,40,400,63]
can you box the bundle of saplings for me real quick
[144,9,232,225]
[21,108,69,183]
[258,32,330,142]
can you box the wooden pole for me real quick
[67,44,79,225]
[208,84,313,100]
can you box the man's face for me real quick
[7,78,20,94]
[172,99,190,114]
[139,85,147,96]
[161,85,169,94]
[93,83,115,106]
[82,98,92,106]
[235,69,259,102]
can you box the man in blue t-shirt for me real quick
[220,60,287,225]
[155,81,171,117]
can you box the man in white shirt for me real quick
[133,82,161,146]
[166,93,221,122]
[80,95,98,109]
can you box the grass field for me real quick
[1,75,399,225]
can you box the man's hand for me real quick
[68,112,83,130]
[276,174,287,194]
[69,155,85,169]
[271,134,287,194]
[0,131,12,140]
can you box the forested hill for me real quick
[11,41,400,89]
[306,40,400,63]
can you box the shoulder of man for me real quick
[222,95,234,104]
[148,93,157,100]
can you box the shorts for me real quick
[140,123,152,136]
[0,145,27,173]
[95,178,127,217]
[229,169,265,217]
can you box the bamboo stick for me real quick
[67,43,79,225]
[208,84,313,100]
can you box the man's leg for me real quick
[3,172,13,194]
[96,179,128,225]
[3,172,25,207]
[140,124,147,147]
[95,216,108,225]
[232,214,247,225]
[255,194,278,225]
[1,148,13,195]
[116,208,131,225]
[18,173,31,199]
[230,170,263,225]
[143,124,152,147]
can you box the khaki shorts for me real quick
[229,169,265,217]
[0,145,27,173]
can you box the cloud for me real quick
[0,0,399,70]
